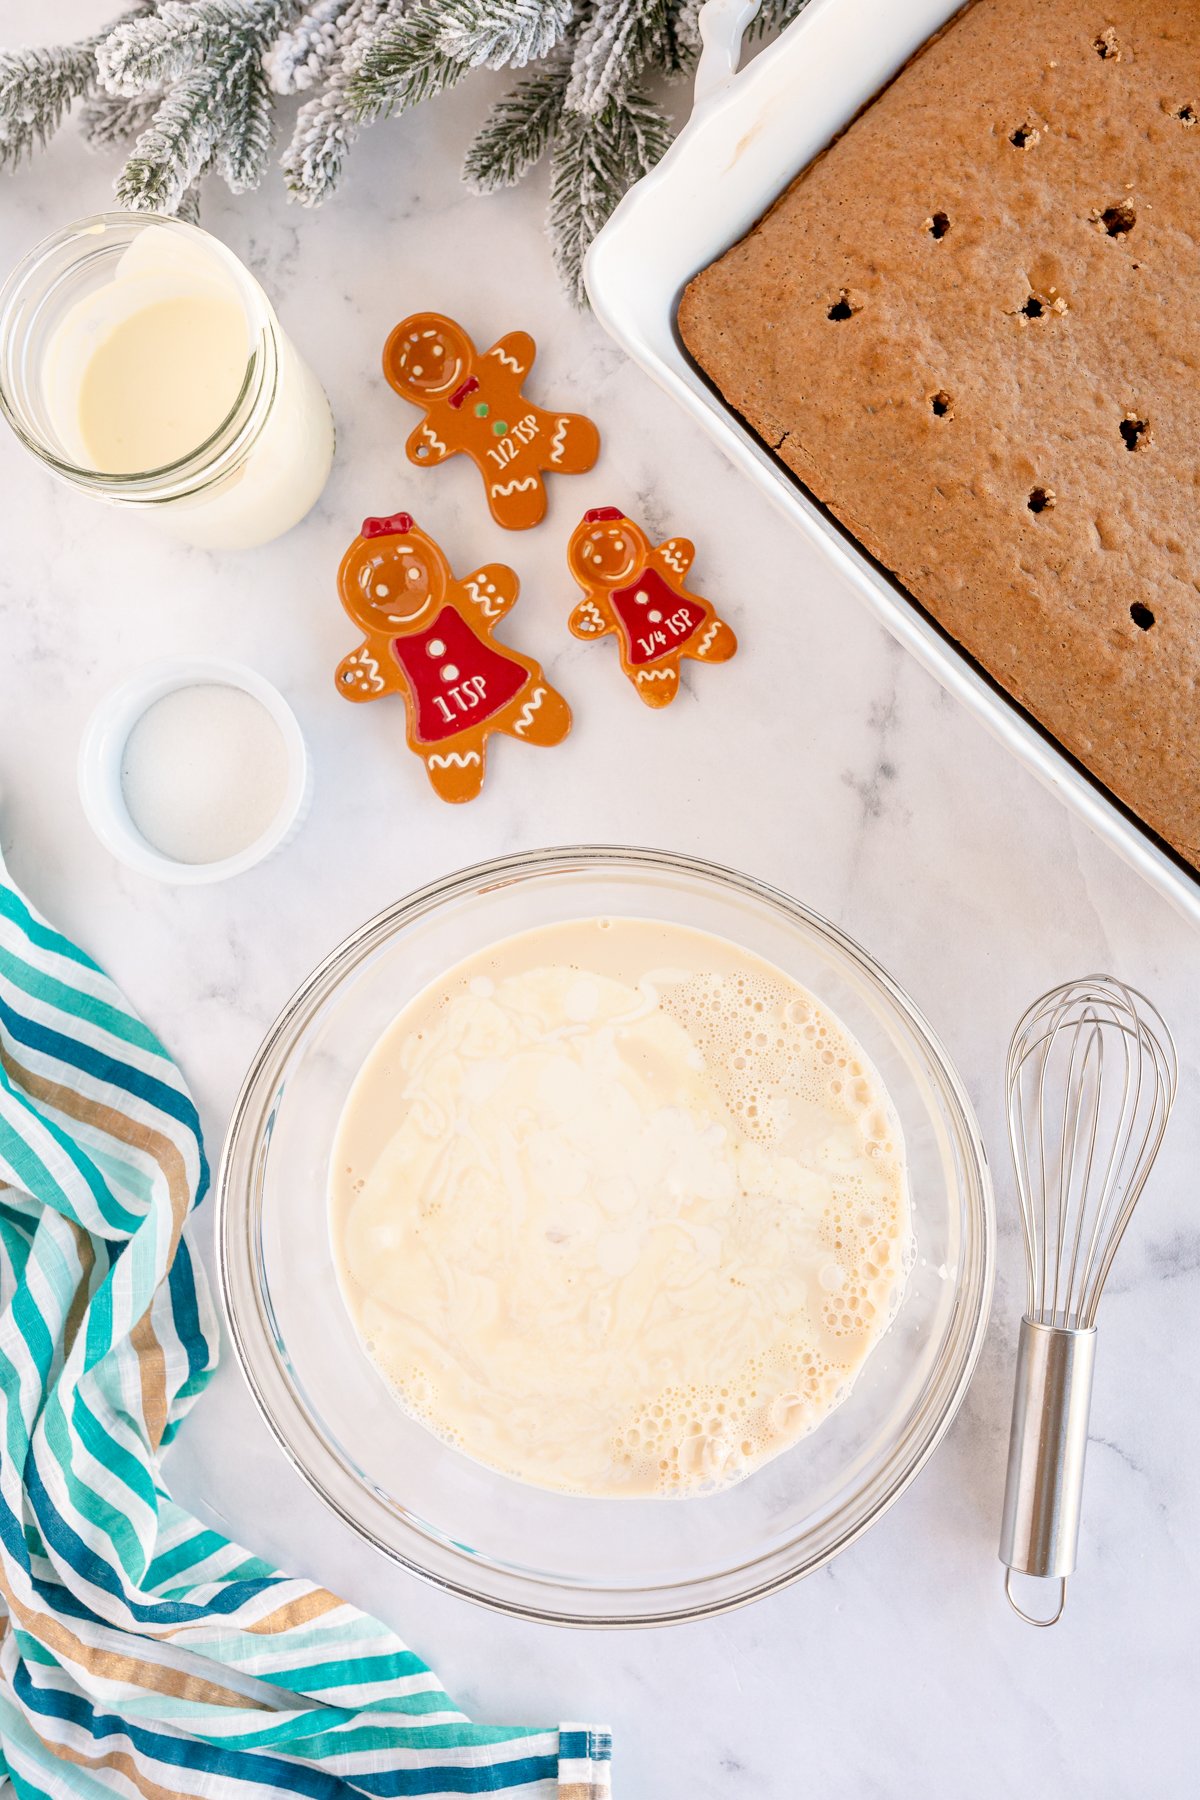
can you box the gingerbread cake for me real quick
[678,0,1200,869]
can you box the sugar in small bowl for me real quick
[79,659,309,883]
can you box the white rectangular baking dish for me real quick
[586,0,1200,929]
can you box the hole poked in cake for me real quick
[1014,286,1067,322]
[1093,27,1121,60]
[1009,123,1040,148]
[925,212,950,239]
[827,290,863,321]
[1027,486,1056,514]
[1093,200,1136,236]
[930,391,953,417]
[1130,603,1155,630]
[1119,413,1149,451]
[1172,103,1197,126]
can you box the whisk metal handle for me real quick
[998,1318,1097,1625]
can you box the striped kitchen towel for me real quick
[0,848,611,1798]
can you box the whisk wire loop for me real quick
[1006,975,1176,1330]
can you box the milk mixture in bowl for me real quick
[329,920,912,1498]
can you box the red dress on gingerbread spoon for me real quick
[567,507,738,707]
[335,512,572,802]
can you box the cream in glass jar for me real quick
[0,213,333,550]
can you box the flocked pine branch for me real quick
[549,84,672,304]
[280,0,391,202]
[99,3,213,93]
[463,56,570,193]
[215,48,275,191]
[0,42,104,170]
[79,87,163,150]
[1,0,814,302]
[346,2,471,122]
[100,0,303,210]
[438,0,575,72]
[566,1,682,116]
[0,5,152,171]
[264,0,358,95]
[110,67,226,209]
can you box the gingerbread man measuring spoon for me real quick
[567,507,738,707]
[383,312,600,529]
[335,512,571,802]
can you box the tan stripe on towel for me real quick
[130,1305,169,1451]
[24,1721,196,1800]
[246,1586,346,1635]
[0,1571,268,1712]
[61,1220,96,1363]
[0,1046,193,1254]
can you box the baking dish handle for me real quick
[694,0,763,106]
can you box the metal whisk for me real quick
[998,975,1177,1626]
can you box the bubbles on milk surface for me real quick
[330,918,912,1498]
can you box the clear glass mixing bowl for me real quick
[217,847,994,1626]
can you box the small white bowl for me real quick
[78,657,311,885]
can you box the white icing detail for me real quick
[488,346,524,372]
[648,610,663,623]
[427,638,446,657]
[635,589,648,604]
[575,600,605,633]
[420,423,447,455]
[549,417,569,464]
[511,686,547,736]
[440,664,460,683]
[636,668,674,682]
[490,476,538,497]
[660,543,688,574]
[346,647,385,692]
[426,750,481,769]
[695,621,720,657]
[464,577,503,618]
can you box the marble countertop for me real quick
[1,26,1197,1797]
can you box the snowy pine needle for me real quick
[463,58,569,193]
[0,4,154,171]
[347,3,469,122]
[79,87,163,150]
[439,0,574,72]
[549,85,672,303]
[566,1,681,117]
[106,1,302,211]
[264,0,357,95]
[0,43,100,170]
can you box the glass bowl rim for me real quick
[216,844,995,1627]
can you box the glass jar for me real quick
[0,212,334,551]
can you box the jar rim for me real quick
[0,210,279,501]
